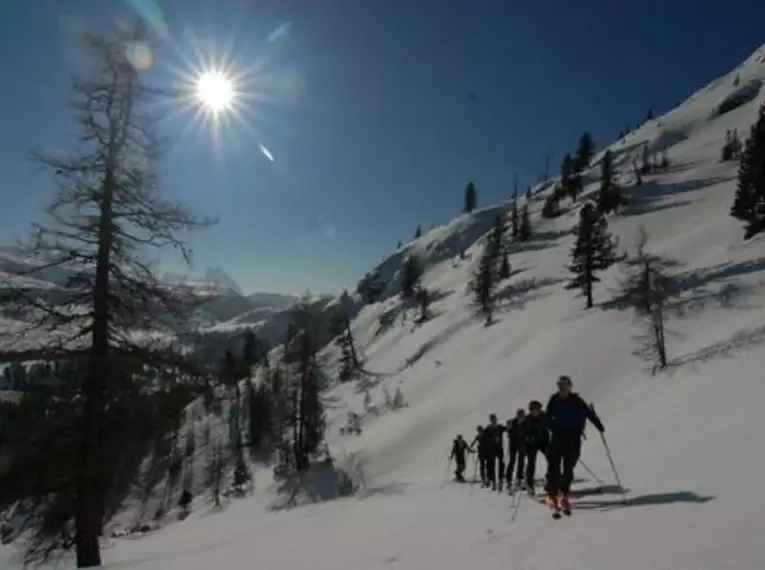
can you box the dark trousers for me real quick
[486,452,504,488]
[525,446,543,489]
[545,431,582,495]
[454,457,466,481]
[477,453,487,484]
[507,443,525,484]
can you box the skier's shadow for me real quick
[573,490,715,511]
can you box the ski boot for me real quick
[560,493,571,516]
[547,490,562,519]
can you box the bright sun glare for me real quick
[196,71,234,113]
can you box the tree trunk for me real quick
[585,249,594,309]
[76,161,117,568]
[346,322,359,369]
[654,310,667,369]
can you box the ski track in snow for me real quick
[5,41,765,570]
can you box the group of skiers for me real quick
[449,375,605,511]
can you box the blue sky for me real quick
[1,0,764,295]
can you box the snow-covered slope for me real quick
[6,42,765,570]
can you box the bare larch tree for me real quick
[617,227,680,372]
[0,25,212,568]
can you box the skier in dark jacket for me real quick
[506,409,526,490]
[450,434,471,482]
[523,400,549,494]
[544,376,604,509]
[483,414,506,491]
[469,426,488,486]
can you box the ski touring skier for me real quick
[544,375,604,517]
[450,434,471,482]
[506,408,527,491]
[470,426,488,486]
[483,414,506,492]
[523,400,549,495]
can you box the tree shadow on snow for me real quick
[573,490,715,512]
[665,322,765,372]
[495,277,565,312]
[601,257,765,315]
[400,312,483,370]
[267,460,357,511]
[621,198,694,218]
[621,173,732,220]
[669,258,765,316]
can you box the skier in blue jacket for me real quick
[544,375,604,510]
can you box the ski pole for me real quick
[599,432,628,504]
[510,487,523,523]
[578,458,607,486]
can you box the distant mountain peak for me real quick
[203,267,243,295]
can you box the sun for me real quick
[196,71,235,113]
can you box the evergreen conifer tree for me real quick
[576,132,595,171]
[641,143,652,174]
[511,199,519,237]
[597,149,625,214]
[472,215,503,323]
[499,250,511,279]
[464,182,477,213]
[731,103,765,238]
[541,193,560,218]
[566,203,619,309]
[400,254,422,299]
[518,204,532,241]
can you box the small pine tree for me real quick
[525,185,532,199]
[243,330,262,371]
[472,216,503,323]
[640,143,651,174]
[396,240,402,249]
[566,172,582,201]
[414,225,422,239]
[464,182,477,213]
[206,438,227,508]
[576,132,595,171]
[499,250,511,279]
[731,104,765,238]
[336,317,360,381]
[560,153,581,200]
[560,153,574,180]
[541,193,560,218]
[566,203,620,309]
[511,199,519,237]
[400,254,422,299]
[337,331,355,382]
[416,287,431,322]
[633,160,643,186]
[647,108,654,121]
[617,227,679,372]
[597,149,625,214]
[518,204,532,241]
